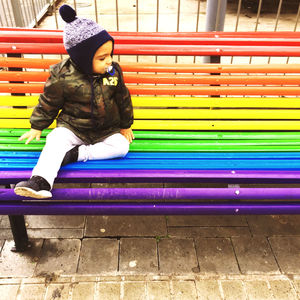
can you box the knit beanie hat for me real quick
[59,4,114,74]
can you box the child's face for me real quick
[92,40,113,74]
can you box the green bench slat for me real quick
[1,129,300,140]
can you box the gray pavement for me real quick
[2,215,300,299]
[2,0,300,299]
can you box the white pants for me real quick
[32,127,129,187]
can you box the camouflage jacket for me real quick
[30,58,133,144]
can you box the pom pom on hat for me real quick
[59,4,77,23]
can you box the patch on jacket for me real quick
[103,76,118,86]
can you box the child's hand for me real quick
[19,129,42,144]
[120,128,135,143]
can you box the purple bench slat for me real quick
[2,187,300,201]
[1,202,300,215]
[2,170,300,184]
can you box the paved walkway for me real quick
[1,0,300,299]
[1,214,300,299]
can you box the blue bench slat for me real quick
[3,151,300,159]
[2,157,300,170]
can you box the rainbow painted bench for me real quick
[1,28,300,251]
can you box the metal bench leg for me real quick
[8,215,31,252]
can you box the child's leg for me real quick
[78,133,129,161]
[32,127,84,187]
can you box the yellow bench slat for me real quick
[0,119,56,128]
[132,120,300,130]
[2,119,300,131]
[132,97,300,108]
[3,107,300,120]
[134,109,300,120]
[0,95,38,106]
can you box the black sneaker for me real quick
[14,176,52,199]
[61,145,79,166]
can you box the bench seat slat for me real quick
[3,151,300,159]
[3,138,300,147]
[2,188,300,201]
[3,140,300,152]
[135,109,300,120]
[3,119,300,130]
[133,120,300,130]
[132,98,300,109]
[133,131,300,140]
[4,108,300,120]
[0,119,54,128]
[2,129,300,140]
[129,86,300,96]
[2,96,300,108]
[3,157,300,170]
[2,201,300,215]
[2,169,300,184]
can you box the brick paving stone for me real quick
[221,280,247,300]
[171,280,198,300]
[195,238,239,274]
[85,215,167,237]
[0,216,9,228]
[293,280,300,298]
[119,238,158,273]
[25,215,85,229]
[147,281,170,300]
[98,282,121,300]
[168,226,251,238]
[0,230,12,239]
[123,282,146,300]
[27,229,84,239]
[34,239,81,276]
[0,279,22,284]
[0,285,19,300]
[0,240,43,277]
[45,283,71,300]
[268,236,300,274]
[246,215,300,236]
[71,282,95,300]
[195,279,222,300]
[18,284,47,300]
[77,238,119,274]
[244,280,273,300]
[231,236,280,274]
[269,280,298,300]
[167,215,247,227]
[158,239,199,274]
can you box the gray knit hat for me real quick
[59,4,114,74]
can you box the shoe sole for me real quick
[14,187,52,199]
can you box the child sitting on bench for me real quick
[14,5,134,199]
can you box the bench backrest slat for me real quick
[1,58,300,73]
[2,43,300,56]
[2,71,300,85]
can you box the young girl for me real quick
[14,5,134,199]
